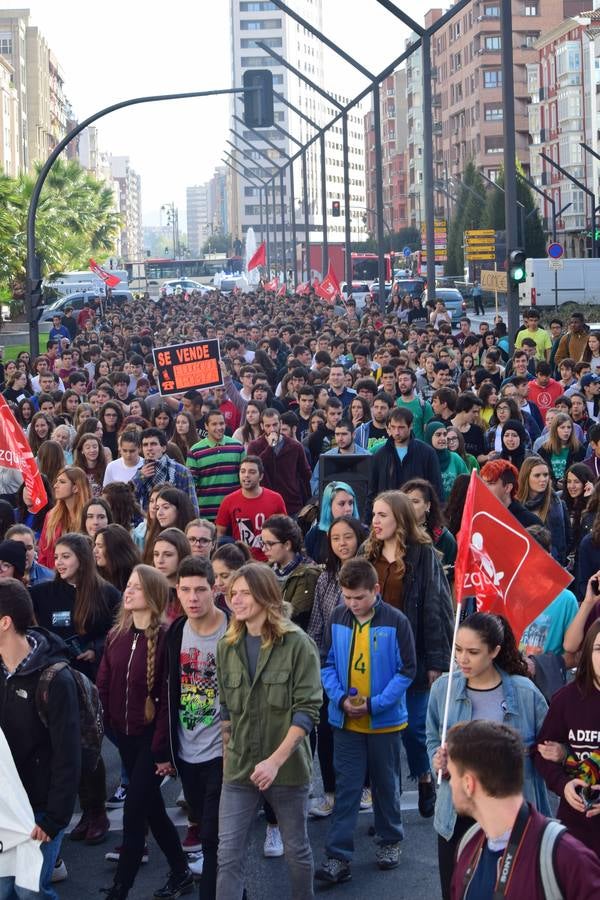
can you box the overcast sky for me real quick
[9,0,434,227]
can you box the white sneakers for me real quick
[309,793,335,818]
[263,824,284,857]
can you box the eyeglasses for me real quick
[262,540,282,549]
[189,536,213,545]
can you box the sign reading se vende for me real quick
[153,339,223,396]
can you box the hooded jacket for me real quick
[0,627,81,838]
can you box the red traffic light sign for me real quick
[547,242,564,260]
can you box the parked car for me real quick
[39,290,133,322]
[162,279,211,296]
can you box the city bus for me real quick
[125,256,244,294]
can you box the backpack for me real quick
[36,661,104,773]
[457,819,566,900]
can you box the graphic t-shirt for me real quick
[366,423,388,453]
[215,488,287,560]
[519,589,578,657]
[178,615,228,763]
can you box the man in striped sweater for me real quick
[186,409,245,521]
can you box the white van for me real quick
[519,258,600,307]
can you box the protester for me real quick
[516,456,570,564]
[304,480,359,564]
[216,456,287,560]
[38,467,90,568]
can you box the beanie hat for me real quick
[0,540,27,577]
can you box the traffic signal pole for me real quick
[501,0,519,348]
[26,85,258,358]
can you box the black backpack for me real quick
[36,661,104,772]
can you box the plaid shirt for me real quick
[132,455,199,514]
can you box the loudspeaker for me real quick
[318,453,372,521]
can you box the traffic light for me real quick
[242,70,274,128]
[26,254,43,323]
[509,249,526,285]
[332,200,341,218]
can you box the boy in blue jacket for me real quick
[315,558,416,884]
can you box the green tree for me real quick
[202,232,232,254]
[481,163,546,257]
[446,161,486,275]
[0,158,121,295]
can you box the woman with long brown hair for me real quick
[28,411,54,456]
[36,438,65,487]
[98,564,192,900]
[364,490,454,818]
[171,410,199,458]
[38,466,90,567]
[538,412,585,490]
[142,486,195,565]
[74,432,107,497]
[30,532,121,846]
[517,455,570,565]
[93,524,141,592]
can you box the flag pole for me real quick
[437,600,462,786]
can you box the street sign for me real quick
[549,258,563,270]
[467,253,496,261]
[465,229,495,237]
[481,270,508,293]
[402,246,412,258]
[547,242,564,260]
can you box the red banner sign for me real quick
[89,258,120,288]
[0,396,47,511]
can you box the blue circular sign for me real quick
[547,242,564,259]
[402,246,412,258]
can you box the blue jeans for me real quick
[326,728,403,862]
[217,781,313,899]
[0,819,65,900]
[401,687,431,779]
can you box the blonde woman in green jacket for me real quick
[216,562,322,899]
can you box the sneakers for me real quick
[376,842,401,870]
[263,824,284,858]
[315,857,352,884]
[360,787,373,810]
[309,792,335,818]
[182,824,202,852]
[106,784,127,810]
[153,867,194,899]
[186,851,204,878]
[51,858,67,883]
[418,779,436,818]
[105,844,149,864]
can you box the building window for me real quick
[240,18,282,29]
[484,36,501,51]
[483,69,503,88]
[0,35,12,55]
[525,3,538,15]
[483,5,500,16]
[240,55,279,67]
[484,104,503,121]
[240,36,282,48]
[485,135,504,154]
[240,1,276,11]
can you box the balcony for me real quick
[432,95,442,108]
[433,122,443,135]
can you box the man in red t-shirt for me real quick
[527,361,563,424]
[214,386,241,433]
[215,456,286,560]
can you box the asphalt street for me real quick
[56,742,442,900]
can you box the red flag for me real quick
[0,396,47,512]
[89,258,120,288]
[296,282,310,295]
[277,284,287,298]
[264,276,279,292]
[312,277,320,290]
[315,262,341,303]
[455,471,572,637]
[247,242,266,271]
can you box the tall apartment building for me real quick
[110,156,143,262]
[364,69,409,237]
[208,166,229,236]
[228,0,366,268]
[527,14,596,257]
[0,54,19,176]
[409,0,589,222]
[0,9,69,170]
[187,184,209,257]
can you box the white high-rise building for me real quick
[110,155,143,263]
[187,184,209,257]
[228,0,366,271]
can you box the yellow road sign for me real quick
[466,253,496,261]
[465,229,495,236]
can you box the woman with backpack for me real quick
[97,564,192,900]
[30,532,121,848]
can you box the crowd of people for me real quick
[1,286,600,899]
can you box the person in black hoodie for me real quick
[0,578,80,899]
[367,407,443,520]
[29,532,121,847]
[164,556,229,900]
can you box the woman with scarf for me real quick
[517,456,570,565]
[424,421,469,502]
[261,514,321,631]
[500,418,531,471]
